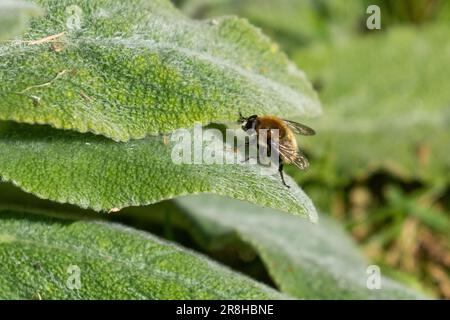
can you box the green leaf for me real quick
[0,0,42,40]
[0,122,318,221]
[179,0,365,51]
[128,195,424,299]
[0,208,287,299]
[292,25,450,185]
[0,0,320,141]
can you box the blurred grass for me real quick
[175,0,450,298]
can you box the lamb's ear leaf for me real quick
[0,0,42,40]
[0,0,320,142]
[0,122,318,221]
[179,0,365,51]
[121,195,426,299]
[0,207,287,299]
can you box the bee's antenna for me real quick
[238,112,246,123]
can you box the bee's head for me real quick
[238,113,257,132]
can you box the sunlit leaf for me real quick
[0,122,318,221]
[179,0,365,51]
[0,0,320,141]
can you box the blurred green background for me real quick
[169,0,450,298]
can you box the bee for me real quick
[238,113,315,188]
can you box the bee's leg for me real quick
[244,141,251,161]
[278,160,290,188]
[273,145,290,188]
[242,140,257,162]
[241,141,251,162]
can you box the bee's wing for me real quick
[283,119,316,136]
[277,143,310,170]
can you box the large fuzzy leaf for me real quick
[0,207,286,299]
[0,0,320,141]
[0,122,318,221]
[123,195,424,299]
[179,0,365,51]
[293,25,450,185]
[0,0,42,40]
